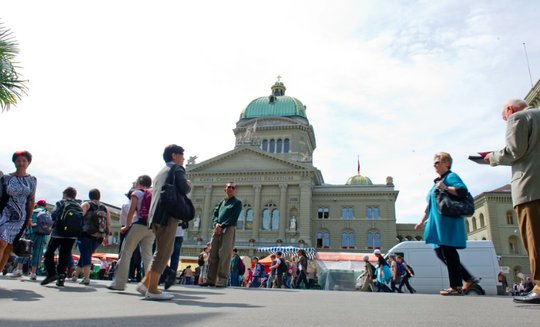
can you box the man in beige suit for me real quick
[485,99,540,304]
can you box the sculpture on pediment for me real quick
[187,156,198,165]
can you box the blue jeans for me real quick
[230,270,240,286]
[77,236,101,267]
[169,236,183,273]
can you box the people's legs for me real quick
[0,240,11,272]
[144,222,177,294]
[43,237,61,277]
[111,226,145,289]
[139,229,156,277]
[169,236,183,273]
[215,227,235,286]
[516,200,540,294]
[207,232,221,285]
[129,245,142,280]
[439,245,463,289]
[57,238,76,277]
[30,234,46,276]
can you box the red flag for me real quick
[357,158,360,175]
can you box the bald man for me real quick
[485,99,540,304]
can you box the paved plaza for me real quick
[1,277,540,327]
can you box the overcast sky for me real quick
[1,0,539,223]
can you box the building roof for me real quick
[239,79,307,120]
[345,174,373,186]
[488,184,511,193]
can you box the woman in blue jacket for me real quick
[415,152,479,295]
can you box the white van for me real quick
[387,240,502,295]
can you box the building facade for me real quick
[183,79,402,256]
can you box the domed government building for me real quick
[182,78,423,256]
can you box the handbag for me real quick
[160,165,195,222]
[12,237,34,257]
[12,223,34,258]
[434,188,475,217]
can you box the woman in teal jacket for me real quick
[415,152,479,295]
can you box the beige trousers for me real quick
[207,226,236,286]
[515,199,540,294]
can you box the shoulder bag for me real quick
[434,188,475,217]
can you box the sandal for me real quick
[463,277,481,292]
[440,288,463,296]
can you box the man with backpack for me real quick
[108,175,155,291]
[270,251,286,288]
[229,248,243,287]
[71,188,110,285]
[42,187,83,286]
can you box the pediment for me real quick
[186,147,310,174]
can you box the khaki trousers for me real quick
[207,226,236,286]
[515,199,540,294]
[149,219,178,274]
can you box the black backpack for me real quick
[278,258,288,275]
[56,200,83,237]
[83,202,108,239]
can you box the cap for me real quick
[373,249,381,255]
[36,200,47,207]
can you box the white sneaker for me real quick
[71,275,78,282]
[145,291,174,301]
[136,283,148,296]
[10,269,22,278]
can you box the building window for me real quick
[271,208,280,231]
[262,203,278,230]
[506,211,514,225]
[367,231,381,249]
[466,220,470,233]
[367,207,379,219]
[472,217,477,230]
[245,208,253,230]
[269,139,275,153]
[341,231,355,249]
[276,139,282,153]
[316,231,330,248]
[262,139,268,152]
[509,236,519,254]
[317,207,329,219]
[284,139,290,153]
[480,214,485,228]
[341,207,354,219]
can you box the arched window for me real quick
[269,139,275,153]
[368,231,381,249]
[341,231,355,249]
[316,231,330,248]
[506,211,514,225]
[262,209,271,230]
[271,209,280,231]
[262,203,277,230]
[415,235,423,241]
[472,217,477,230]
[283,139,290,153]
[262,139,268,152]
[480,214,485,228]
[276,139,282,153]
[396,235,404,242]
[237,204,252,230]
[245,208,253,230]
[466,220,470,233]
[509,236,519,254]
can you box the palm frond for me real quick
[0,21,28,112]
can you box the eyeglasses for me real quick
[227,186,236,190]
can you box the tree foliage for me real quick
[0,22,28,112]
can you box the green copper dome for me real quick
[346,175,373,186]
[239,79,307,119]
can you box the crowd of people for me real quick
[1,99,540,304]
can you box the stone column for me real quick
[251,184,262,240]
[279,183,288,240]
[299,183,312,245]
[201,185,214,242]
